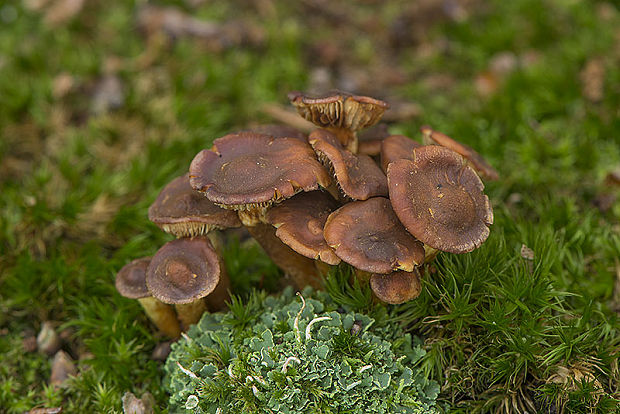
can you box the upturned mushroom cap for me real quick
[189,132,331,215]
[380,134,422,173]
[323,197,425,273]
[388,146,493,254]
[251,124,307,142]
[266,191,341,265]
[309,129,388,200]
[288,90,389,131]
[146,237,221,304]
[148,174,241,237]
[370,269,422,305]
[421,126,499,181]
[115,257,152,299]
[358,123,390,156]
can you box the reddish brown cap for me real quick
[309,129,388,200]
[388,146,493,254]
[358,123,390,156]
[421,126,499,181]
[266,191,341,265]
[250,124,307,142]
[146,237,221,304]
[370,269,422,304]
[116,257,152,299]
[288,90,389,131]
[189,132,331,210]
[380,134,422,173]
[323,197,425,273]
[148,174,241,237]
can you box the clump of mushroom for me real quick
[116,89,498,334]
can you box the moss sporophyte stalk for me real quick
[164,288,440,413]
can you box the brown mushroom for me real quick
[189,131,331,225]
[288,90,389,153]
[323,197,425,274]
[388,146,493,254]
[148,174,241,238]
[358,123,390,156]
[266,191,341,265]
[380,134,422,173]
[115,257,181,338]
[421,126,499,181]
[146,237,221,329]
[189,132,331,289]
[370,269,422,304]
[309,129,388,201]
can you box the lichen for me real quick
[164,287,439,413]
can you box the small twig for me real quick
[294,292,306,343]
[261,103,314,132]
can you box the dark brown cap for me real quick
[388,146,493,254]
[323,197,425,273]
[358,123,390,156]
[146,237,221,304]
[115,257,152,299]
[250,124,307,142]
[309,129,388,200]
[189,132,331,211]
[148,174,241,237]
[380,134,422,173]
[288,90,389,131]
[370,269,422,304]
[421,126,499,181]
[266,191,341,265]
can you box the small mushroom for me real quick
[115,257,181,339]
[309,129,388,201]
[148,174,241,238]
[388,146,493,254]
[189,132,331,288]
[189,131,331,225]
[380,134,422,173]
[146,237,221,330]
[323,197,425,274]
[266,191,341,265]
[370,269,422,304]
[358,123,390,156]
[288,90,389,153]
[421,126,499,181]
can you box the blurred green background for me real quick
[0,0,618,412]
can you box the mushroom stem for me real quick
[247,223,322,289]
[328,128,358,153]
[137,297,182,339]
[204,267,230,311]
[175,300,207,330]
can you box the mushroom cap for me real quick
[146,237,221,304]
[189,132,331,209]
[370,269,422,305]
[380,134,422,173]
[148,174,241,237]
[251,124,307,142]
[387,146,493,254]
[421,126,499,181]
[288,90,389,131]
[323,197,425,273]
[358,123,390,156]
[309,129,388,200]
[115,257,152,299]
[266,191,341,265]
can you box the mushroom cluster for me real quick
[116,90,497,336]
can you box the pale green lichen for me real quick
[164,287,439,413]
